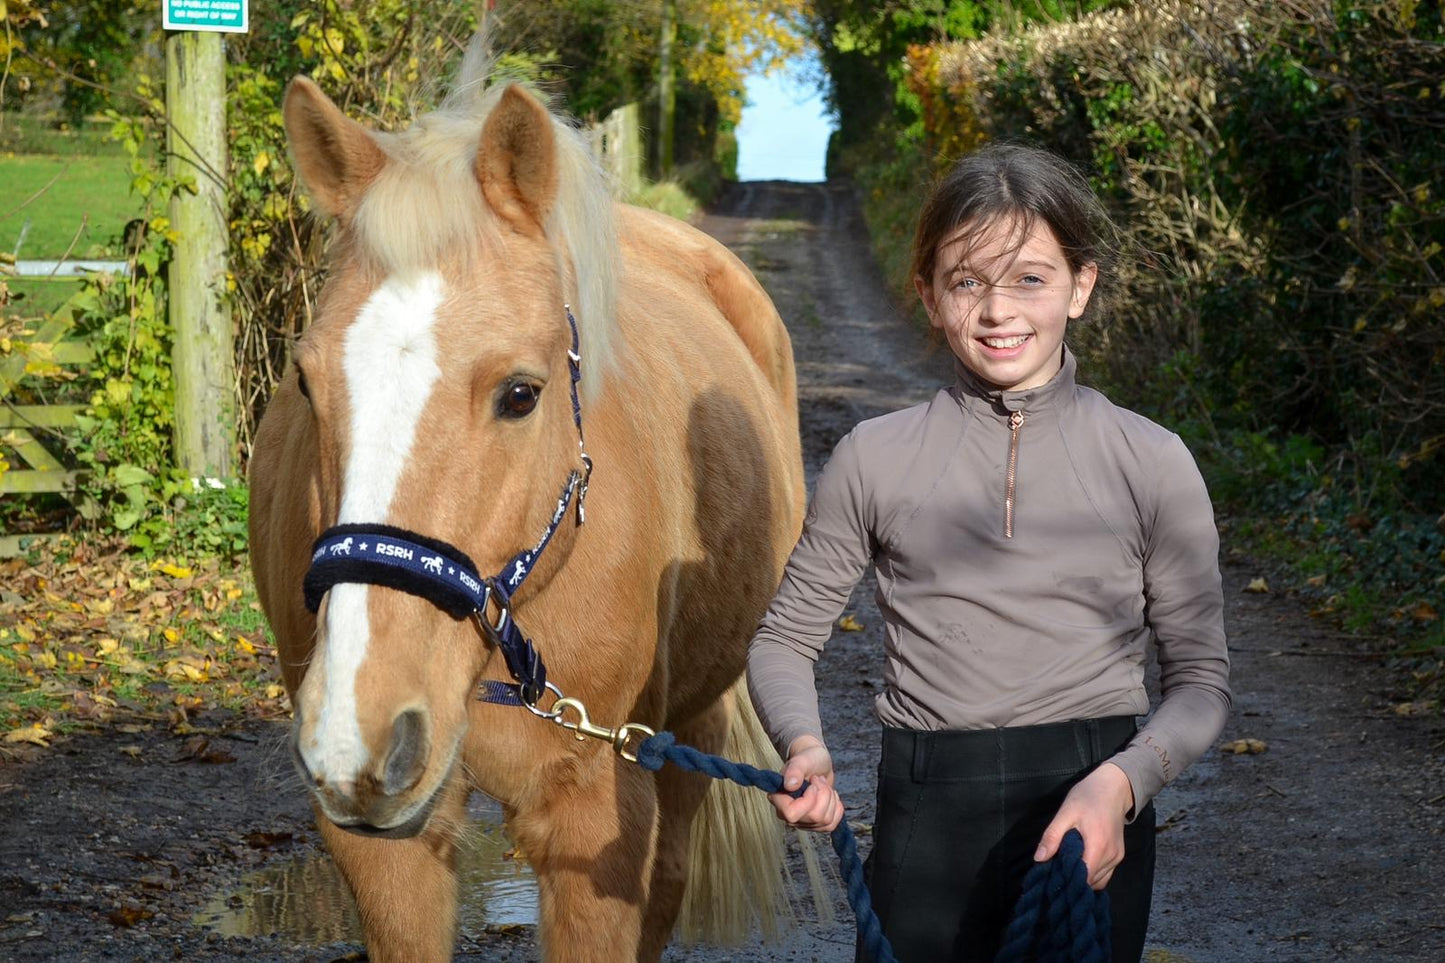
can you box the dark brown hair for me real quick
[910,143,1124,321]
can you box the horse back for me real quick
[617,205,797,417]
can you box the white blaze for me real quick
[304,271,445,784]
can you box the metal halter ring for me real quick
[519,681,565,720]
[471,583,511,644]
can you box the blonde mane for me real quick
[349,52,620,394]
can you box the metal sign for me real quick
[163,0,248,33]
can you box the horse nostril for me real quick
[383,709,430,796]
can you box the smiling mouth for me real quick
[981,334,1032,349]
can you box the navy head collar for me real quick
[300,306,592,708]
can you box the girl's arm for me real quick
[747,430,876,829]
[1111,432,1233,812]
[1039,432,1231,886]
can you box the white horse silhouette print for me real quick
[329,537,353,557]
[422,555,444,574]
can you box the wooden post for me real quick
[166,29,235,478]
[658,0,676,177]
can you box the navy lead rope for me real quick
[635,732,1110,963]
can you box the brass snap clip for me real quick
[550,697,656,763]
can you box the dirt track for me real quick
[2,180,1443,962]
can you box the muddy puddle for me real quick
[195,797,537,943]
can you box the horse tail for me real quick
[675,677,833,945]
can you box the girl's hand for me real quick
[768,735,844,832]
[1034,761,1134,891]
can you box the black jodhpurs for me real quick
[860,716,1155,963]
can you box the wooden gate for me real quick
[0,302,96,555]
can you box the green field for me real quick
[2,154,141,259]
[2,152,142,317]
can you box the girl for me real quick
[746,144,1231,962]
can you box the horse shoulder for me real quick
[617,205,796,408]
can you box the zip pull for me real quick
[1005,410,1024,538]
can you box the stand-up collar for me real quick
[951,344,1077,415]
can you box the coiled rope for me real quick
[636,730,1111,963]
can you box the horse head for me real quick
[267,76,618,835]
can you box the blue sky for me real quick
[735,57,835,182]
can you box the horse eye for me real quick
[297,370,311,401]
[498,381,541,418]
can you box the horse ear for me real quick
[283,76,386,220]
[476,85,558,235]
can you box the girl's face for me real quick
[916,216,1096,392]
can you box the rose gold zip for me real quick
[1005,410,1024,538]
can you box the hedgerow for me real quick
[831,0,1443,674]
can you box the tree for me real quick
[805,1,1118,160]
[8,0,161,123]
[487,0,812,175]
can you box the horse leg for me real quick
[514,752,659,963]
[637,698,729,961]
[318,776,470,963]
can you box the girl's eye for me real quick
[956,277,981,291]
[498,382,541,419]
[1021,274,1045,285]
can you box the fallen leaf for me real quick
[1220,738,1268,754]
[119,745,142,758]
[1244,577,1270,594]
[156,563,193,579]
[175,735,235,764]
[163,657,209,682]
[837,615,865,632]
[243,831,295,850]
[1410,602,1438,623]
[1306,575,1326,588]
[107,905,154,927]
[3,724,53,747]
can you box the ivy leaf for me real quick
[112,464,154,488]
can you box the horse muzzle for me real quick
[291,706,448,837]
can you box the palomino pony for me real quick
[247,59,806,963]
